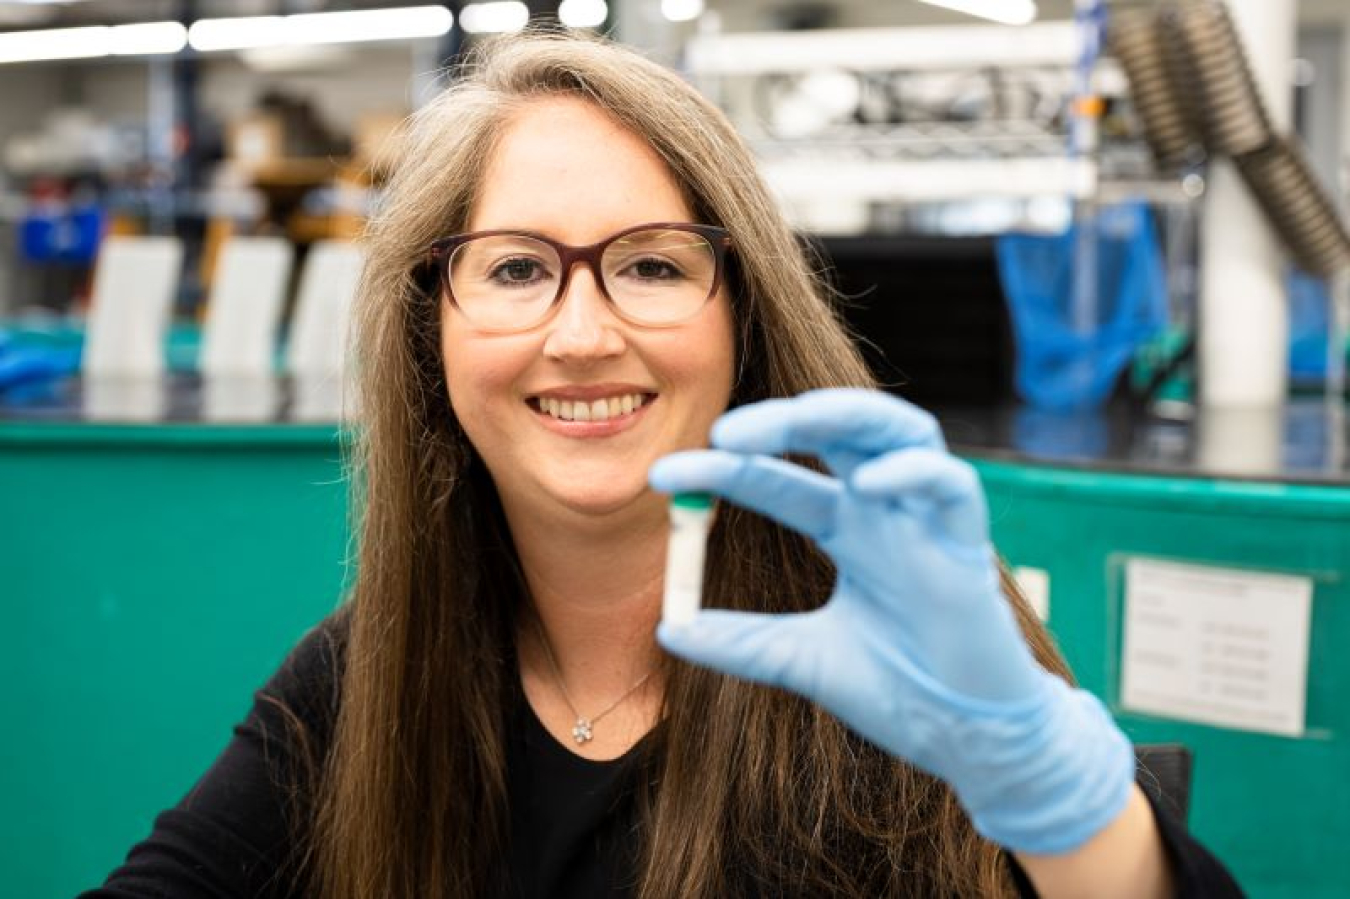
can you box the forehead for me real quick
[468,96,695,239]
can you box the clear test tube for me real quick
[662,493,713,626]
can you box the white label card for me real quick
[1120,558,1313,738]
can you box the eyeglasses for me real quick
[427,222,732,333]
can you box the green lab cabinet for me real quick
[973,458,1350,899]
[1,421,1346,897]
[0,423,350,899]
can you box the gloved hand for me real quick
[649,389,1133,854]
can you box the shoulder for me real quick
[269,608,349,689]
[252,608,351,747]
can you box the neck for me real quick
[504,493,667,697]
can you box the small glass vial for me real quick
[662,493,713,626]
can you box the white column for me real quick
[1198,0,1297,407]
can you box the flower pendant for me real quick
[571,717,594,744]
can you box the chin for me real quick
[538,473,656,519]
[525,452,652,509]
[556,488,651,519]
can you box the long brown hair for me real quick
[310,30,1071,897]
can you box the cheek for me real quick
[441,329,524,424]
[653,301,736,423]
[690,301,736,397]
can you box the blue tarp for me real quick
[996,202,1168,410]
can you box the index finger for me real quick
[712,389,946,478]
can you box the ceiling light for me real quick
[558,0,606,29]
[0,6,452,64]
[187,15,285,52]
[458,2,528,34]
[660,0,704,23]
[917,0,1037,27]
[0,25,106,63]
[285,6,453,45]
[110,21,188,56]
[189,7,451,52]
[0,20,188,63]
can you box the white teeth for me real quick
[535,392,650,422]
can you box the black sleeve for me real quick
[77,616,346,899]
[1141,784,1246,897]
[1008,784,1246,898]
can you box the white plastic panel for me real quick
[199,236,294,378]
[82,236,184,378]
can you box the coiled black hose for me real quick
[1159,0,1274,157]
[1108,7,1201,171]
[1236,139,1350,277]
[1112,0,1350,276]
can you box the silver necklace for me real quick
[533,617,653,745]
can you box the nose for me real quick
[541,265,626,364]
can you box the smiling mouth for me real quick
[527,392,656,423]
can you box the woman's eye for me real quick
[489,257,546,285]
[626,257,683,280]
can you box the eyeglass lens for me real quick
[447,228,717,330]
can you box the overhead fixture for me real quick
[110,21,188,56]
[0,24,103,62]
[558,0,607,29]
[189,6,452,52]
[660,0,704,23]
[187,16,286,52]
[917,0,1037,27]
[458,1,528,34]
[0,6,450,64]
[0,22,186,64]
[285,6,453,46]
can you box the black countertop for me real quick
[937,399,1349,485]
[2,375,1347,486]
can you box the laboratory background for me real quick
[0,0,1346,896]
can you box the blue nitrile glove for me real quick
[649,389,1133,854]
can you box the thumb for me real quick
[658,609,817,695]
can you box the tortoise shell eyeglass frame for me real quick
[425,222,733,332]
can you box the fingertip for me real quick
[649,450,747,497]
[848,463,886,496]
[656,618,697,653]
[710,399,792,450]
[847,454,917,498]
[709,410,748,449]
[648,450,717,491]
[708,416,733,448]
[647,455,679,492]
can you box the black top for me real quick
[505,693,645,897]
[82,617,1244,898]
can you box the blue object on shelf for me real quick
[1288,270,1331,384]
[996,202,1168,410]
[0,326,81,397]
[18,204,105,264]
[0,341,80,394]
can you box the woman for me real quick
[87,31,1241,898]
